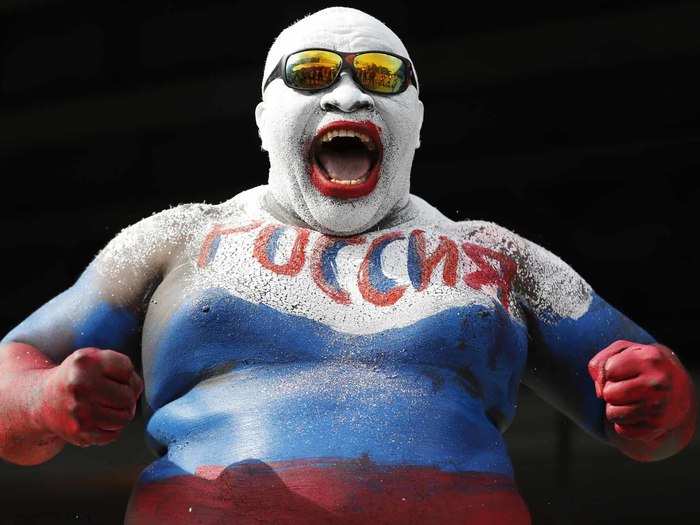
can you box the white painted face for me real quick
[255,7,424,236]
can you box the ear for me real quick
[415,99,424,149]
[255,101,268,151]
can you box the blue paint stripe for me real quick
[142,287,655,484]
[266,227,284,263]
[321,240,346,292]
[207,236,222,266]
[73,301,138,351]
[369,237,402,293]
[407,232,423,289]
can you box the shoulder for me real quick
[98,188,263,256]
[98,203,212,257]
[93,196,253,273]
[450,219,523,253]
[405,196,522,249]
[453,219,594,319]
[451,219,565,266]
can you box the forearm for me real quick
[0,342,65,465]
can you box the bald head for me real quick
[262,7,415,96]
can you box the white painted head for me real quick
[255,7,424,236]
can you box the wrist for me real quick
[0,348,66,465]
[26,367,59,436]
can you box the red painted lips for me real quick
[310,120,383,199]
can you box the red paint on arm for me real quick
[0,343,143,466]
[588,340,697,461]
[0,342,65,465]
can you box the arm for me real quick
[0,205,197,465]
[488,225,697,461]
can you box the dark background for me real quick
[0,1,698,523]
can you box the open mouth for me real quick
[309,120,383,199]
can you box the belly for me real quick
[146,362,514,476]
[135,362,529,523]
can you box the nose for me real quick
[319,72,375,113]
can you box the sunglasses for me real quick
[263,48,418,95]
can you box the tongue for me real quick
[317,149,371,181]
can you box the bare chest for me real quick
[140,220,527,409]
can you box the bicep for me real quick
[1,203,203,364]
[1,267,143,364]
[0,212,175,363]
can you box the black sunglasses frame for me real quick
[262,48,419,95]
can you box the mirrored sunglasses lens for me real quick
[285,50,342,89]
[353,53,407,94]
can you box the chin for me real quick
[307,203,382,235]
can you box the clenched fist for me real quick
[588,340,696,455]
[37,347,144,447]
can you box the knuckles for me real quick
[638,345,665,365]
[593,342,691,442]
[69,347,135,373]
[647,372,671,391]
[72,347,100,366]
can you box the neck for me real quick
[260,187,417,235]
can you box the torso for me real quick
[128,186,532,524]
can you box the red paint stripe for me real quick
[197,220,263,268]
[310,235,366,304]
[127,459,531,525]
[253,224,310,277]
[411,229,459,290]
[462,242,517,312]
[357,231,407,307]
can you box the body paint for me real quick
[199,220,518,311]
[357,231,408,306]
[407,229,459,291]
[126,457,531,525]
[253,224,310,276]
[310,235,366,304]
[197,221,263,268]
[462,242,517,312]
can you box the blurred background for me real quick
[0,1,698,523]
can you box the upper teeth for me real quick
[328,175,369,185]
[320,129,376,150]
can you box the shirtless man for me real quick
[0,7,695,525]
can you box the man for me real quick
[0,7,695,524]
